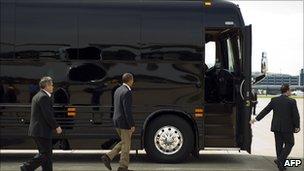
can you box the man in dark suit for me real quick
[21,76,62,171]
[101,73,135,171]
[250,84,300,171]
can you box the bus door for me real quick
[204,26,252,153]
[238,25,252,153]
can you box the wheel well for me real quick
[142,110,198,151]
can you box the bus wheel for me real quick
[145,115,194,163]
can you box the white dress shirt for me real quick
[42,89,51,97]
[123,83,131,91]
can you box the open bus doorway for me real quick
[204,28,242,104]
[203,27,246,149]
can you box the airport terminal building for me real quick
[254,68,304,86]
[300,68,304,86]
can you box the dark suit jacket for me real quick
[256,95,300,132]
[28,90,59,139]
[113,85,134,129]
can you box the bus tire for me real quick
[144,114,194,163]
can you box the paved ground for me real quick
[0,98,303,171]
[251,98,303,158]
[0,152,303,171]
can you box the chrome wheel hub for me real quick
[154,126,183,155]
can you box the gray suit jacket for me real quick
[256,95,300,132]
[28,90,59,139]
[113,85,134,129]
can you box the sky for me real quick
[229,0,303,76]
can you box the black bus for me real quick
[0,0,264,162]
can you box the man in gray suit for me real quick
[102,73,135,171]
[250,84,300,171]
[21,77,62,171]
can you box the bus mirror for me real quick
[261,52,268,74]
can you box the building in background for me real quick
[257,74,299,86]
[252,69,304,95]
[300,68,304,86]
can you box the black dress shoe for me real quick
[20,164,31,171]
[101,154,112,170]
[274,159,286,171]
[117,167,134,171]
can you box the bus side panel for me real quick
[0,0,205,149]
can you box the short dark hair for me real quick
[122,73,133,83]
[280,84,290,93]
[39,76,53,89]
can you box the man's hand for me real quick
[249,118,257,124]
[56,127,62,134]
[294,128,300,133]
[130,126,135,133]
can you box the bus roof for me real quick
[3,0,245,28]
[203,0,245,27]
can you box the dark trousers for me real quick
[274,132,294,166]
[23,137,53,171]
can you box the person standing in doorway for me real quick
[21,76,62,171]
[101,73,135,171]
[250,84,300,171]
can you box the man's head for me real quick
[281,84,291,96]
[122,73,134,87]
[39,76,54,94]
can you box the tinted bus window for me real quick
[0,0,15,59]
[141,1,203,61]
[15,0,78,60]
[79,1,140,61]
